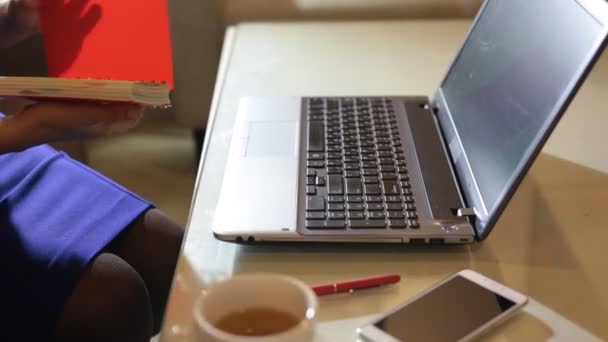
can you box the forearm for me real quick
[0,112,40,154]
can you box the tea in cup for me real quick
[192,273,318,342]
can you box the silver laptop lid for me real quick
[433,0,608,239]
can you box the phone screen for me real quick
[373,275,515,341]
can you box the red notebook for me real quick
[38,0,174,88]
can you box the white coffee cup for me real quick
[192,273,318,342]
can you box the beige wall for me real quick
[170,0,483,128]
[223,0,482,24]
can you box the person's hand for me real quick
[0,0,40,48]
[14,101,144,146]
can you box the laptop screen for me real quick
[441,0,605,232]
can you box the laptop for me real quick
[211,0,608,244]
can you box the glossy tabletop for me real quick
[160,20,608,341]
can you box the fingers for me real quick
[10,101,145,145]
[114,103,145,128]
[20,101,145,139]
[29,101,142,123]
[88,104,144,136]
[79,4,102,35]
[65,0,89,14]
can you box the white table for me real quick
[160,20,608,341]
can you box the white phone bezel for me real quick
[357,269,528,342]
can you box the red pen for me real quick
[311,274,401,296]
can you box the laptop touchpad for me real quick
[244,121,297,158]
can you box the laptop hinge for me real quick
[456,208,476,217]
[424,103,438,113]
[422,101,472,218]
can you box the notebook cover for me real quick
[38,0,174,88]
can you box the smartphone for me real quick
[357,269,528,342]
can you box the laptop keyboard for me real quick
[304,97,419,230]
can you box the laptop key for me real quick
[307,122,325,152]
[307,168,316,176]
[367,203,384,211]
[328,203,346,211]
[344,156,359,164]
[327,166,343,174]
[345,171,361,178]
[307,152,325,160]
[360,147,375,154]
[366,195,383,203]
[364,184,382,195]
[369,211,385,219]
[361,161,377,169]
[385,195,401,202]
[361,154,376,161]
[306,196,325,211]
[404,196,415,203]
[346,195,364,203]
[398,174,410,181]
[345,179,363,195]
[386,203,403,211]
[306,186,316,195]
[388,211,405,219]
[343,138,358,145]
[347,203,365,211]
[349,219,387,229]
[348,212,366,219]
[308,98,323,105]
[388,220,407,229]
[360,140,375,147]
[408,219,420,229]
[363,176,379,184]
[306,212,326,220]
[405,203,416,210]
[306,220,346,230]
[307,176,316,185]
[381,173,397,180]
[316,177,326,187]
[328,195,344,203]
[327,175,344,195]
[329,212,346,220]
[307,160,324,168]
[379,165,396,172]
[382,180,400,195]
